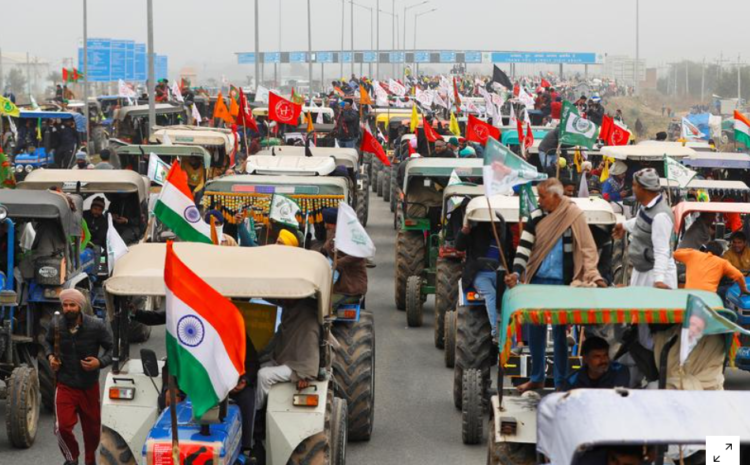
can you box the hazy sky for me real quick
[3,0,749,74]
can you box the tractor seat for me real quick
[192,399,228,425]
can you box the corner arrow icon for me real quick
[726,443,732,450]
[713,455,720,463]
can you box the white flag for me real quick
[171,82,184,103]
[578,173,589,198]
[147,153,170,185]
[255,85,270,103]
[389,79,406,97]
[334,202,375,258]
[509,103,518,127]
[118,79,136,98]
[518,86,535,110]
[415,88,433,107]
[681,117,705,140]
[161,133,173,146]
[447,170,464,214]
[191,104,202,125]
[665,155,697,188]
[269,194,300,228]
[107,214,129,275]
[30,96,40,110]
[433,92,448,109]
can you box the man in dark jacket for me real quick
[57,119,79,168]
[562,336,629,391]
[334,99,360,148]
[455,221,507,339]
[45,289,113,465]
[83,196,108,248]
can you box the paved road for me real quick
[2,191,749,464]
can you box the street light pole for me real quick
[404,1,429,76]
[392,0,396,79]
[307,0,313,93]
[83,0,90,153]
[147,0,155,139]
[413,9,436,76]
[350,0,354,77]
[340,0,345,78]
[376,0,380,80]
[277,0,282,88]
[254,0,260,89]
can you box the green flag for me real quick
[680,294,750,366]
[519,182,538,220]
[560,101,599,149]
[482,138,547,197]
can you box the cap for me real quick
[610,160,628,176]
[322,207,338,225]
[634,168,661,192]
[448,137,459,146]
[75,151,87,160]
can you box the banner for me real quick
[147,153,170,185]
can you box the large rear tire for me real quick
[331,311,375,442]
[99,425,137,465]
[487,439,535,465]
[376,172,384,197]
[127,320,152,344]
[454,305,492,410]
[395,231,425,310]
[356,189,368,228]
[434,259,462,349]
[389,168,398,213]
[5,366,40,448]
[382,171,391,202]
[405,276,424,327]
[330,398,348,465]
[288,391,331,464]
[461,368,484,445]
[444,311,457,368]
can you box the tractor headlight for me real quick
[25,165,34,173]
[0,206,7,221]
[15,165,23,173]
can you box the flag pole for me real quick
[484,196,509,274]
[554,141,562,179]
[168,374,180,464]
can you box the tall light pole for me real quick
[403,1,429,76]
[83,0,90,153]
[413,8,436,75]
[147,0,155,139]
[307,0,313,93]
[379,8,398,78]
[392,0,396,79]
[340,0,345,78]
[352,2,374,77]
[350,0,355,76]
[277,0,282,88]
[254,0,260,88]
[634,0,639,94]
[376,0,380,80]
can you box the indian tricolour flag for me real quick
[154,162,212,244]
[165,242,246,419]
[734,110,750,148]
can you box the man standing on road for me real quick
[44,289,113,465]
[505,179,606,392]
[334,99,360,148]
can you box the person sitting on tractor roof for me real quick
[256,298,321,410]
[562,336,629,391]
[320,208,367,307]
[506,178,607,393]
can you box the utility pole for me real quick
[392,0,396,79]
[307,0,313,93]
[276,0,282,88]
[634,0,639,94]
[82,0,90,154]
[340,0,345,78]
[254,0,260,89]
[350,0,354,76]
[147,0,156,139]
[376,0,380,80]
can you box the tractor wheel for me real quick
[612,237,631,286]
[289,391,332,464]
[393,202,401,231]
[5,366,40,448]
[330,397,348,465]
[444,311,457,368]
[434,258,462,349]
[389,168,399,213]
[371,166,380,192]
[382,171,391,202]
[331,312,375,442]
[487,439,535,465]
[99,425,137,465]
[462,368,484,445]
[356,189,368,228]
[454,305,492,410]
[127,320,152,344]
[405,276,424,327]
[376,172,384,197]
[395,231,425,310]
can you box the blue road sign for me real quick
[414,51,430,63]
[317,52,334,64]
[491,52,598,64]
[155,55,168,81]
[264,52,281,64]
[342,52,353,64]
[110,40,128,80]
[78,38,112,82]
[363,52,377,63]
[439,51,456,63]
[389,52,405,63]
[135,44,146,81]
[290,52,307,63]
[237,53,256,64]
[465,51,482,63]
[125,41,135,80]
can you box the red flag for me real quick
[360,127,391,167]
[513,83,520,97]
[268,92,302,125]
[62,68,69,83]
[541,79,551,88]
[600,115,631,146]
[516,116,524,148]
[423,115,440,143]
[466,115,500,146]
[236,88,259,132]
[453,77,462,111]
[525,123,535,149]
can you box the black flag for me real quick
[492,65,513,90]
[305,134,314,157]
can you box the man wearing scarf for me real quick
[506,179,606,392]
[44,289,113,465]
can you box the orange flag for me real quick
[360,85,373,105]
[229,94,240,117]
[305,112,315,133]
[213,92,235,125]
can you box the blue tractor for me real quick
[12,111,78,178]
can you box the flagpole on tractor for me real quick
[484,197,510,275]
[554,142,562,179]
[168,374,180,463]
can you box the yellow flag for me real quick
[449,112,461,137]
[0,96,20,117]
[410,104,419,133]
[600,158,610,182]
[573,148,582,173]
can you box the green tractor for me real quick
[393,158,483,327]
